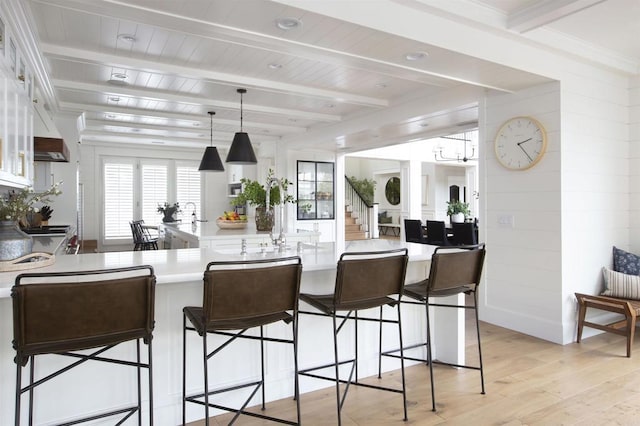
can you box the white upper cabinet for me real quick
[0,11,33,188]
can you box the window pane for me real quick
[176,165,201,220]
[104,162,133,239]
[142,164,168,226]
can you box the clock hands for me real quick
[516,138,534,162]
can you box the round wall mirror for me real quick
[385,177,400,205]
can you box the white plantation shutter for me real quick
[104,161,134,239]
[176,165,201,218]
[101,158,200,243]
[141,164,168,226]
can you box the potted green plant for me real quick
[231,169,295,230]
[446,200,470,223]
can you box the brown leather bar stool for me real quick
[298,248,409,426]
[381,244,486,411]
[12,265,156,426]
[182,256,302,425]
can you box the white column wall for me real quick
[630,76,640,254]
[559,72,630,342]
[481,82,564,343]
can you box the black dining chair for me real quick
[425,220,450,245]
[451,222,478,245]
[404,219,427,244]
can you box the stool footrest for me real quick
[57,405,138,426]
[186,380,299,425]
[299,359,405,394]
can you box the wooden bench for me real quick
[378,223,401,237]
[575,292,640,357]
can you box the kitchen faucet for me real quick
[265,177,287,252]
[184,202,197,224]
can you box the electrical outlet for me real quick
[497,214,514,228]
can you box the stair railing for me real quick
[345,176,377,238]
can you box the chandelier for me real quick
[433,132,478,163]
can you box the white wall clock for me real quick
[494,116,547,170]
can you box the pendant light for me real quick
[198,111,225,172]
[226,88,257,164]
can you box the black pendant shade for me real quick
[199,111,224,172]
[198,146,224,171]
[226,88,257,164]
[226,132,257,164]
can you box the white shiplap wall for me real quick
[481,73,631,344]
[630,75,640,254]
[481,82,563,343]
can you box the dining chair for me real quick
[451,222,478,245]
[425,220,450,245]
[130,220,159,251]
[404,219,427,244]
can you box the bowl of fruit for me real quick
[216,211,248,229]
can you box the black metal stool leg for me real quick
[473,291,485,394]
[397,303,408,421]
[148,339,154,426]
[29,357,34,426]
[378,306,383,379]
[425,303,436,411]
[15,360,21,426]
[260,325,266,410]
[293,316,301,425]
[136,339,142,425]
[354,310,359,382]
[332,313,342,426]
[182,315,187,426]
[203,327,209,426]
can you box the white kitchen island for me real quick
[159,221,320,250]
[0,240,464,425]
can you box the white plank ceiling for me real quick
[21,0,640,153]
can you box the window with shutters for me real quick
[102,157,200,243]
[141,162,168,226]
[103,160,135,239]
[176,164,201,219]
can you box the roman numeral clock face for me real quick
[494,117,547,170]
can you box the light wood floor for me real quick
[188,316,640,425]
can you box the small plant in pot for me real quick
[446,200,470,223]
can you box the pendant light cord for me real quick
[240,91,244,132]
[208,111,215,147]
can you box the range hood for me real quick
[34,137,70,162]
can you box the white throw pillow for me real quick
[601,267,640,300]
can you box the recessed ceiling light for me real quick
[105,114,116,119]
[131,128,140,133]
[268,63,282,70]
[275,17,302,31]
[404,51,428,61]
[109,96,120,102]
[111,72,128,80]
[151,141,165,145]
[375,83,387,89]
[118,34,136,43]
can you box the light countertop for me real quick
[161,221,319,239]
[0,240,436,298]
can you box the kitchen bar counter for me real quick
[159,221,320,249]
[0,240,463,425]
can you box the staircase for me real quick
[345,206,367,241]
